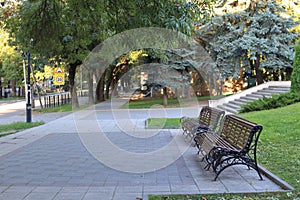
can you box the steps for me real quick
[209,82,291,114]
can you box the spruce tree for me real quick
[197,0,298,85]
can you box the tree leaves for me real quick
[196,0,299,83]
[291,40,300,93]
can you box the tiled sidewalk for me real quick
[0,101,291,200]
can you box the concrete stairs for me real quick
[209,81,291,114]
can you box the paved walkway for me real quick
[0,98,291,200]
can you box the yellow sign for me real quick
[53,66,65,85]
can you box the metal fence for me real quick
[43,92,71,108]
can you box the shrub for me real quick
[239,92,300,113]
[291,40,300,93]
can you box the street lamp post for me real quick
[26,52,32,123]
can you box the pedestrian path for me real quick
[0,98,293,200]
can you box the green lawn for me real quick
[36,103,92,113]
[122,96,226,109]
[0,97,25,101]
[0,121,45,137]
[147,118,180,129]
[149,102,300,200]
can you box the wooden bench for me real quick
[180,106,225,140]
[194,115,263,181]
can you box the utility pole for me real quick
[26,52,32,123]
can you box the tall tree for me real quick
[6,0,107,108]
[291,40,300,93]
[0,28,23,97]
[93,0,215,102]
[0,0,23,97]
[5,0,215,106]
[197,0,298,85]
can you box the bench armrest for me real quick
[210,145,241,155]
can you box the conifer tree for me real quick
[197,0,298,85]
[291,41,300,93]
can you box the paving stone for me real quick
[23,192,57,200]
[4,185,36,193]
[53,192,86,200]
[170,184,199,194]
[143,185,171,193]
[87,186,115,193]
[0,186,9,193]
[0,192,29,200]
[115,185,143,193]
[221,178,256,193]
[113,192,144,200]
[32,186,62,193]
[82,192,113,200]
[0,103,291,199]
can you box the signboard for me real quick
[53,66,65,85]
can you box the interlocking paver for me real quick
[113,192,144,200]
[23,192,58,200]
[0,192,29,200]
[53,192,86,200]
[82,192,112,200]
[0,100,293,199]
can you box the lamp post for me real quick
[26,52,32,123]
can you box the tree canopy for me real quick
[196,0,299,85]
[4,0,298,103]
[291,40,300,93]
[4,0,215,105]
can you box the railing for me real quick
[43,92,71,108]
[77,90,88,97]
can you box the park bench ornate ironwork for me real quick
[180,106,225,140]
[194,114,263,181]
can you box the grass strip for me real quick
[36,103,92,113]
[0,121,45,137]
[122,95,226,109]
[147,118,180,129]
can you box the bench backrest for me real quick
[220,115,263,152]
[198,106,225,132]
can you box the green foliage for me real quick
[239,103,300,191]
[0,121,44,137]
[36,102,92,113]
[6,0,64,54]
[147,118,180,129]
[291,40,300,93]
[124,98,181,109]
[6,0,214,59]
[149,192,299,200]
[4,0,215,104]
[197,0,298,82]
[0,28,23,86]
[240,92,300,113]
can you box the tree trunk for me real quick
[96,74,105,102]
[69,62,80,108]
[105,68,113,99]
[111,79,118,97]
[31,84,35,108]
[87,71,94,104]
[11,80,17,97]
[255,53,264,85]
[30,65,43,109]
[0,79,2,98]
[163,87,168,106]
[174,88,178,98]
[187,85,192,100]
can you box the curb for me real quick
[258,165,295,191]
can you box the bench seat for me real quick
[194,114,263,181]
[181,106,225,140]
